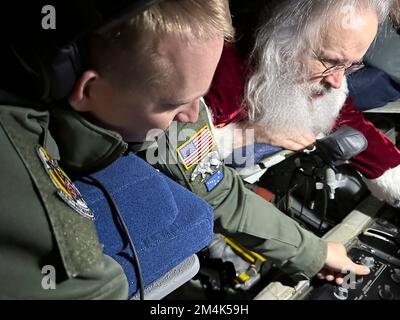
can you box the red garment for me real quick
[205,45,400,179]
[335,100,400,179]
[205,45,248,127]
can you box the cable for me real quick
[298,175,310,221]
[318,185,328,234]
[286,183,300,218]
[275,183,299,213]
[80,176,145,300]
[284,166,305,217]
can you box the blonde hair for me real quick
[90,0,233,88]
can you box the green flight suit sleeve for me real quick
[149,102,327,277]
[0,108,128,299]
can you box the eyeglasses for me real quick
[313,51,365,76]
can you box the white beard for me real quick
[213,78,349,160]
[254,78,349,138]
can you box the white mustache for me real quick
[254,78,349,138]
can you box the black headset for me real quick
[0,0,161,104]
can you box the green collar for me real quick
[49,106,128,178]
[0,90,128,178]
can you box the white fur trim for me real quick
[362,164,400,207]
[202,98,237,159]
[213,123,237,160]
[201,99,240,159]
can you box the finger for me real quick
[275,140,305,151]
[317,270,327,280]
[325,273,335,282]
[352,263,370,276]
[335,273,344,285]
[303,132,316,145]
[296,135,315,148]
[285,138,312,150]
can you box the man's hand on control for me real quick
[317,242,370,285]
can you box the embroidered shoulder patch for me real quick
[36,146,94,220]
[205,170,224,192]
[177,125,216,170]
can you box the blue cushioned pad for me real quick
[75,154,213,296]
[225,144,282,168]
[348,66,400,111]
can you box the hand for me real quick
[253,126,316,151]
[317,242,370,285]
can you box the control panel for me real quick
[305,205,400,300]
[306,245,400,300]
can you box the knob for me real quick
[378,285,394,300]
[391,268,400,284]
[360,256,375,269]
[333,286,348,300]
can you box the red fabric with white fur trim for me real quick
[334,99,400,179]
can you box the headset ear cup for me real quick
[44,42,84,102]
[5,43,82,104]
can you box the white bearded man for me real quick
[206,0,400,209]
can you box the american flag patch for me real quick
[177,125,216,170]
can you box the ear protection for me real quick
[0,0,161,104]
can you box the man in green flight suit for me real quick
[0,0,232,299]
[0,0,367,299]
